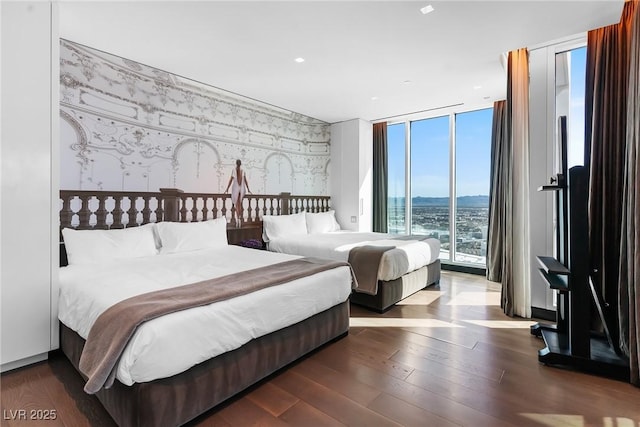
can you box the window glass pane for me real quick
[455,108,492,265]
[410,116,449,259]
[556,46,586,168]
[387,123,406,233]
[568,47,586,167]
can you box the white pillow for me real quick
[156,217,228,254]
[62,223,158,265]
[306,210,341,234]
[262,212,307,242]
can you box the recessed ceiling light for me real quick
[420,5,434,15]
[473,85,483,90]
[371,96,379,101]
[294,57,305,63]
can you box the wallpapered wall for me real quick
[59,40,331,195]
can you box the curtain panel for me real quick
[619,0,640,386]
[372,122,388,233]
[486,100,508,283]
[506,48,532,318]
[586,0,636,351]
[586,0,640,384]
[486,48,531,318]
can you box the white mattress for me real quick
[267,231,440,281]
[58,245,352,386]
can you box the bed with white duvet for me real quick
[262,210,442,312]
[58,218,353,426]
[267,230,440,281]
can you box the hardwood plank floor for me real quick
[2,271,639,426]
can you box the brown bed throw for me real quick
[348,245,394,295]
[79,257,352,394]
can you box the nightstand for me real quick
[226,223,264,247]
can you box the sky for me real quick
[568,46,586,168]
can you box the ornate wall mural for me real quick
[60,40,331,195]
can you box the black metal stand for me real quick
[533,166,629,381]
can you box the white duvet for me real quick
[267,231,440,282]
[58,245,352,386]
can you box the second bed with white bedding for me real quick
[261,211,441,311]
[267,230,441,281]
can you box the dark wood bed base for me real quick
[60,301,349,427]
[350,260,441,313]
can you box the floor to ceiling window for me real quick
[454,108,492,264]
[410,116,450,257]
[387,123,406,233]
[385,106,492,267]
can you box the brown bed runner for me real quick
[79,257,352,394]
[348,245,394,295]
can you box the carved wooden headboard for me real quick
[59,188,331,266]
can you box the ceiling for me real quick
[58,1,624,124]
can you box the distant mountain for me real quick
[389,195,489,208]
[411,197,449,207]
[457,195,489,208]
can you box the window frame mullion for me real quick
[449,113,456,263]
[405,120,411,235]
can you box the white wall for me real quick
[528,47,555,311]
[330,119,372,231]
[1,2,59,371]
[358,120,373,232]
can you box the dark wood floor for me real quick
[2,271,639,426]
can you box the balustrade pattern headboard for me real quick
[59,188,331,266]
[59,188,330,231]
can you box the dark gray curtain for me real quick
[619,0,640,386]
[373,122,388,233]
[586,0,639,384]
[486,100,508,284]
[586,1,635,352]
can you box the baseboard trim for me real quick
[531,307,556,322]
[1,352,48,373]
[441,263,486,276]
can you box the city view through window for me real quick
[387,108,492,266]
